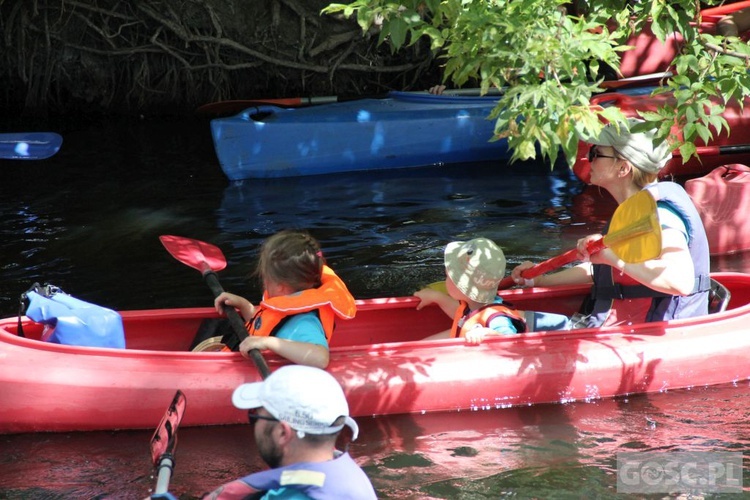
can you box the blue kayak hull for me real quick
[0,132,62,160]
[210,92,508,179]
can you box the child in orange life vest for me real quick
[414,237,525,344]
[414,237,570,343]
[214,230,356,368]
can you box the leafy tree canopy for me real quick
[323,0,750,168]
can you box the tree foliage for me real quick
[0,0,435,117]
[323,0,750,168]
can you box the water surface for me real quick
[1,117,749,498]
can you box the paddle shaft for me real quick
[497,240,605,289]
[196,87,504,115]
[701,0,750,17]
[693,144,750,157]
[269,87,505,105]
[203,269,271,379]
[154,455,175,495]
[246,73,665,105]
[196,72,668,116]
[150,389,186,498]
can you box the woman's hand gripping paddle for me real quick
[498,189,662,289]
[149,390,186,499]
[159,235,271,379]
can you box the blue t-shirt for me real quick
[657,202,689,243]
[275,311,328,347]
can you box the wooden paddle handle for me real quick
[204,271,271,379]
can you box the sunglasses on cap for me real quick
[587,146,618,162]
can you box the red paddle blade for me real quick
[150,390,187,466]
[160,235,227,273]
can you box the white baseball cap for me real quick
[232,365,359,440]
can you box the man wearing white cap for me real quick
[202,365,377,499]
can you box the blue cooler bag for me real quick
[23,284,125,348]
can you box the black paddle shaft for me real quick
[203,270,271,379]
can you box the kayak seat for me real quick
[190,318,232,351]
[708,278,731,314]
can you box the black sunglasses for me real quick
[587,147,617,162]
[247,408,279,424]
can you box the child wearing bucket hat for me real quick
[202,365,377,499]
[414,238,570,344]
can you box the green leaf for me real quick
[388,17,408,48]
[325,0,750,172]
[679,141,697,160]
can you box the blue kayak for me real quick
[210,91,507,180]
[0,132,62,160]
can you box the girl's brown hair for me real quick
[255,230,324,292]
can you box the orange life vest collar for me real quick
[246,265,356,341]
[450,299,526,338]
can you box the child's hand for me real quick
[239,335,271,357]
[413,288,445,310]
[214,292,255,320]
[464,326,493,345]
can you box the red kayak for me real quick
[1,272,747,434]
[619,1,750,78]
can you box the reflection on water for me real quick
[2,117,750,498]
[2,383,749,498]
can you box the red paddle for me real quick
[150,390,186,496]
[498,247,595,290]
[195,87,504,116]
[498,189,661,289]
[701,0,750,17]
[159,235,271,379]
[690,144,750,157]
[195,73,670,117]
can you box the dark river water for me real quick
[1,116,750,499]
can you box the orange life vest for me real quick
[245,265,356,341]
[450,299,527,338]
